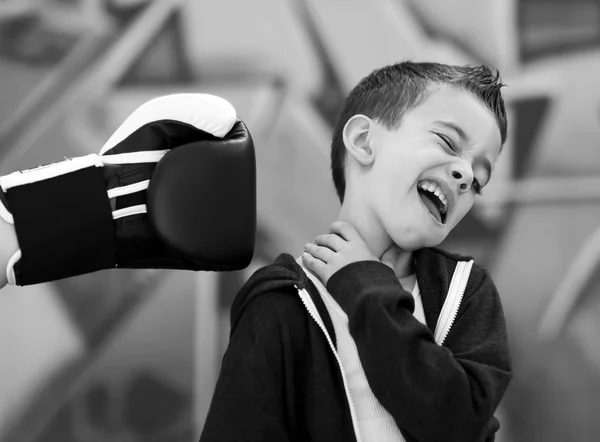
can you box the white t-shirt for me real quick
[399,274,426,326]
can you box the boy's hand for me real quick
[302,221,378,285]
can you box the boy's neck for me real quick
[336,206,415,278]
[380,244,415,278]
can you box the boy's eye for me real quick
[436,133,457,152]
[435,132,485,195]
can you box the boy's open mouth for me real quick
[417,184,447,225]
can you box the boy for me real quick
[199,62,512,442]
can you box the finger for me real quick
[314,233,346,251]
[302,251,327,275]
[304,242,335,263]
[329,221,361,242]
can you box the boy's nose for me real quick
[451,166,473,193]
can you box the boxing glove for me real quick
[0,93,256,286]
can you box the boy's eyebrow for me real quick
[434,120,470,143]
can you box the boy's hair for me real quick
[330,61,507,202]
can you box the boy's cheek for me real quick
[448,200,475,230]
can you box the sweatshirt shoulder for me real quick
[427,246,489,275]
[230,286,312,346]
[425,247,498,299]
[234,277,307,325]
[427,246,474,263]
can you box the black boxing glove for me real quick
[0,93,256,286]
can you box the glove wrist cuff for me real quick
[3,159,116,285]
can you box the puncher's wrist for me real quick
[0,155,116,286]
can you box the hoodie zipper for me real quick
[433,260,474,345]
[294,284,363,442]
[293,258,473,440]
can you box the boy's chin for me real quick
[392,230,448,251]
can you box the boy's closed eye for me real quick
[433,132,485,196]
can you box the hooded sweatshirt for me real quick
[200,247,512,442]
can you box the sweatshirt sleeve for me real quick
[326,261,512,442]
[199,291,294,442]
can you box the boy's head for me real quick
[331,61,506,252]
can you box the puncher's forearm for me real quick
[0,216,18,288]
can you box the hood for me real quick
[229,247,474,336]
[230,253,307,334]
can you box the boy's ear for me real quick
[342,114,375,166]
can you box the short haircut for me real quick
[330,61,507,202]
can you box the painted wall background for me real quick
[1,1,599,441]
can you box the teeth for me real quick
[418,180,448,214]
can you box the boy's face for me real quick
[365,85,502,250]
